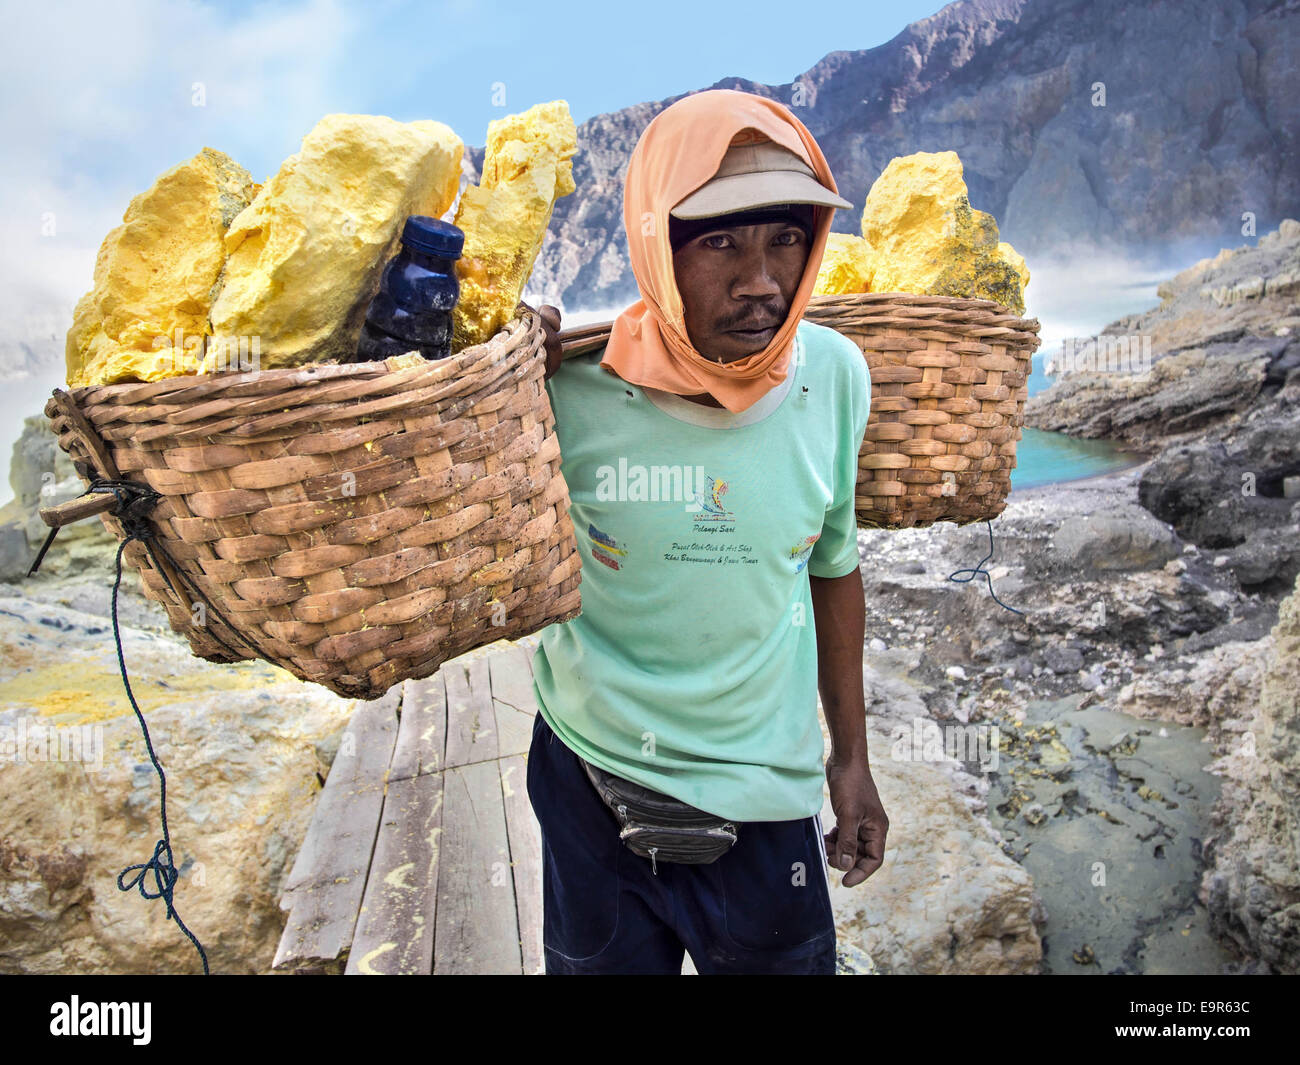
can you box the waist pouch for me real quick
[577,756,738,870]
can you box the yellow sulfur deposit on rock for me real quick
[860,150,1027,314]
[997,240,1030,295]
[451,100,577,351]
[210,114,463,369]
[812,150,1030,314]
[65,149,259,387]
[66,105,576,385]
[813,233,875,296]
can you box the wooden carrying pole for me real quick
[39,491,117,528]
[556,320,615,361]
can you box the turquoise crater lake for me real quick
[1011,427,1147,491]
[1010,350,1148,490]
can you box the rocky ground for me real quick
[1028,217,1300,596]
[4,445,1290,975]
[837,461,1297,974]
[0,582,357,974]
[1016,218,1300,972]
[0,413,360,973]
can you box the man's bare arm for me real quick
[810,565,889,887]
[810,566,868,759]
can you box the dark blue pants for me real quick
[526,711,836,974]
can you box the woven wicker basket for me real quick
[42,304,582,700]
[803,292,1040,529]
[558,292,1041,530]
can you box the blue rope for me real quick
[947,518,1023,615]
[39,478,211,974]
[108,528,209,975]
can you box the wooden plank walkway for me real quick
[272,636,547,975]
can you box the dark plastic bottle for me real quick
[352,216,464,362]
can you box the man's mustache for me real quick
[718,306,786,331]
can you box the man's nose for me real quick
[731,246,783,299]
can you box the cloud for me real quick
[1024,248,1167,355]
[0,0,370,505]
[0,0,358,379]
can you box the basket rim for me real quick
[806,290,1039,326]
[804,290,1041,352]
[808,290,1026,310]
[60,303,543,406]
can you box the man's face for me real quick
[671,219,811,363]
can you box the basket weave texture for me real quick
[802,292,1041,529]
[44,305,582,700]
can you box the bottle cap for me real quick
[401,216,464,259]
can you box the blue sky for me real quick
[11,0,947,213]
[146,0,947,178]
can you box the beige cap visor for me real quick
[670,139,853,219]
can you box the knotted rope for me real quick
[29,476,231,974]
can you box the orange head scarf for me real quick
[600,89,842,413]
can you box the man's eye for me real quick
[699,231,802,249]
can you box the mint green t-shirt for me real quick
[531,319,870,822]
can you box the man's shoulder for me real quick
[547,342,616,387]
[796,319,866,382]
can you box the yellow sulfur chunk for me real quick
[451,100,577,351]
[813,233,876,295]
[65,149,259,387]
[210,114,463,370]
[998,241,1030,294]
[857,150,1029,315]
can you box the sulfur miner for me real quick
[451,100,578,351]
[813,149,1030,315]
[527,89,883,976]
